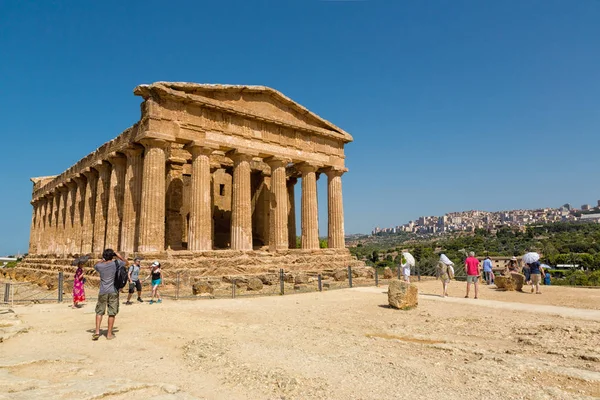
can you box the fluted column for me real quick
[230,151,253,250]
[326,168,346,249]
[58,187,69,255]
[81,169,98,254]
[105,155,126,250]
[36,198,46,254]
[45,194,56,254]
[266,157,290,251]
[121,146,144,254]
[299,163,320,250]
[138,139,169,253]
[28,201,39,254]
[187,145,214,251]
[287,177,297,249]
[65,181,78,255]
[93,162,111,254]
[70,175,87,254]
[52,191,61,255]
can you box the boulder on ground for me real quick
[495,276,515,291]
[387,279,418,310]
[192,282,214,296]
[257,274,278,285]
[333,269,347,281]
[383,267,393,279]
[247,277,264,291]
[510,272,526,292]
[294,274,308,284]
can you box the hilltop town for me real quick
[372,200,600,236]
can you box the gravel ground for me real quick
[0,283,599,399]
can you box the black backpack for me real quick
[114,260,128,291]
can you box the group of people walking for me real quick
[435,252,548,298]
[70,249,163,340]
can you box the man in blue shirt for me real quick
[482,256,494,285]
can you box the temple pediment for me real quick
[134,82,353,143]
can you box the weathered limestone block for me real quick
[257,274,278,285]
[383,267,393,279]
[510,272,526,292]
[192,282,214,296]
[333,269,347,281]
[247,277,263,291]
[495,276,515,291]
[294,273,308,284]
[387,279,418,310]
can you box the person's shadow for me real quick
[86,327,120,337]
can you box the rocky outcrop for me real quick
[192,282,214,296]
[383,267,393,279]
[387,279,418,310]
[247,277,264,291]
[510,272,526,292]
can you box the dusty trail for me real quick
[1,284,599,399]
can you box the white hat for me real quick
[151,261,160,267]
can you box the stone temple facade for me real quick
[24,82,362,279]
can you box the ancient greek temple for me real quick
[27,82,358,273]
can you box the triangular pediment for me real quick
[134,82,353,142]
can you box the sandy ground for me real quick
[1,283,599,400]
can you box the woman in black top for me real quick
[146,261,162,304]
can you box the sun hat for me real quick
[511,256,517,261]
[151,261,160,267]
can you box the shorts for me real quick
[95,293,119,316]
[128,280,142,294]
[466,275,479,283]
[530,273,541,285]
[151,279,162,287]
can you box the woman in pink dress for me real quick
[72,256,88,308]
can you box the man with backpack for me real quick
[92,248,128,341]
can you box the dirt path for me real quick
[1,285,599,399]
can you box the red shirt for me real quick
[465,257,480,276]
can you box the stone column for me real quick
[58,187,69,255]
[93,162,111,254]
[266,157,290,251]
[299,163,320,250]
[52,191,62,256]
[36,198,47,254]
[326,168,346,249]
[65,180,78,255]
[187,145,214,251]
[287,177,297,249]
[121,146,143,254]
[70,175,87,254]
[45,194,55,255]
[28,200,39,254]
[230,151,253,250]
[81,169,98,254]
[138,139,169,253]
[105,155,127,250]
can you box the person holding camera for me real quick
[92,248,128,340]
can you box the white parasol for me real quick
[439,254,454,266]
[522,252,540,264]
[402,252,416,267]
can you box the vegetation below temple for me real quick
[349,223,600,282]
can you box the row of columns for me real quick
[29,139,346,255]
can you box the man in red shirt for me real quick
[464,251,481,299]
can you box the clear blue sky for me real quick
[1,0,599,255]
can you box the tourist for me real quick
[437,254,453,297]
[92,249,128,340]
[506,256,518,275]
[528,261,546,294]
[145,261,162,304]
[71,256,88,308]
[464,251,481,299]
[125,257,144,305]
[522,262,531,284]
[482,256,494,285]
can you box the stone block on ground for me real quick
[387,279,418,310]
[495,276,515,291]
[192,282,214,296]
[383,267,393,279]
[294,273,308,284]
[510,272,526,292]
[333,269,347,281]
[247,277,263,291]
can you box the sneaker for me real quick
[157,299,162,303]
[125,301,133,305]
[137,297,144,303]
[149,300,154,304]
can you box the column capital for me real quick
[65,179,77,189]
[139,138,171,150]
[324,166,347,179]
[93,160,112,174]
[186,145,217,157]
[72,174,87,187]
[107,153,127,166]
[122,144,144,157]
[264,156,291,169]
[297,162,322,174]
[226,149,257,163]
[57,183,69,193]
[82,167,99,180]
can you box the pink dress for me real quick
[73,267,86,303]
